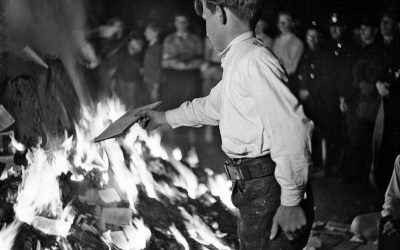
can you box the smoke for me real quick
[2,0,91,105]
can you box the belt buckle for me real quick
[224,162,232,180]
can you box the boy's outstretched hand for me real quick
[136,110,170,131]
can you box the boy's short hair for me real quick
[194,0,265,28]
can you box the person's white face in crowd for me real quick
[201,0,226,52]
[144,26,158,42]
[380,15,395,38]
[255,20,267,35]
[329,25,344,41]
[277,14,292,34]
[128,39,144,55]
[306,29,320,50]
[174,15,189,34]
[360,25,377,44]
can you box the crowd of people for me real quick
[87,12,223,153]
[269,11,400,201]
[87,9,400,196]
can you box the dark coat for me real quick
[373,40,400,191]
[297,48,331,131]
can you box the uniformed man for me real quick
[297,21,329,173]
[347,15,381,182]
[323,12,359,171]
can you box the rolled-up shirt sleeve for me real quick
[243,49,313,206]
[165,80,222,128]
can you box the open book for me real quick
[93,101,162,143]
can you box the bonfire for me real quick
[0,97,237,250]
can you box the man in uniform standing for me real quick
[324,12,358,172]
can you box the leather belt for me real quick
[224,155,276,180]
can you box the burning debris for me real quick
[0,97,238,250]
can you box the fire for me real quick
[169,223,189,250]
[205,169,236,210]
[9,135,25,152]
[1,97,237,249]
[179,207,231,249]
[14,146,65,225]
[0,221,21,250]
[172,148,183,161]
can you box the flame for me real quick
[172,148,183,161]
[108,218,151,250]
[186,146,199,167]
[58,203,76,236]
[179,207,231,250]
[0,221,22,250]
[14,146,63,224]
[103,141,140,211]
[205,169,235,210]
[170,158,202,199]
[9,135,25,152]
[2,97,237,248]
[169,224,189,250]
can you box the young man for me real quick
[161,12,203,157]
[143,22,163,101]
[139,0,314,249]
[297,23,329,174]
[272,12,304,78]
[371,11,400,201]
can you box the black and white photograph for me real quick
[0,0,399,249]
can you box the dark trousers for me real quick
[231,176,314,250]
[378,217,400,250]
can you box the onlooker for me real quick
[297,23,329,174]
[380,11,400,48]
[255,18,273,49]
[161,12,203,155]
[95,18,127,96]
[161,12,203,110]
[346,16,380,182]
[371,11,400,200]
[272,12,304,93]
[143,22,163,102]
[111,33,145,108]
[360,19,379,50]
[96,18,126,59]
[323,12,358,172]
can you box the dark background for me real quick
[86,0,400,33]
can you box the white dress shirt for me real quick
[166,32,313,206]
